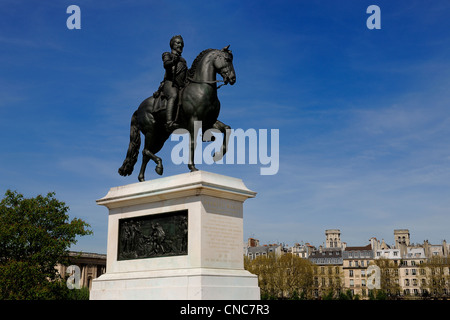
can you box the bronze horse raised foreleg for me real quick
[211,120,231,161]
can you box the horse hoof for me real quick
[138,176,145,182]
[155,166,163,175]
[188,165,199,172]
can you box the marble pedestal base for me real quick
[90,171,260,300]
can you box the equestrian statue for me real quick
[118,35,236,181]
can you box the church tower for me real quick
[394,229,410,247]
[325,229,341,248]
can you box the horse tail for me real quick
[118,111,141,176]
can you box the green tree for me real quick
[421,256,450,299]
[316,265,344,300]
[338,289,353,300]
[372,258,401,299]
[245,253,279,299]
[0,190,92,299]
[277,253,315,299]
[245,253,314,299]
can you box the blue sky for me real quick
[1,1,449,253]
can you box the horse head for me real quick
[214,45,236,85]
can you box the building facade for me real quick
[291,243,315,259]
[342,244,374,298]
[56,251,106,290]
[309,247,344,298]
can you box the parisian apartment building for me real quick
[245,228,450,299]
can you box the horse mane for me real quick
[187,48,215,79]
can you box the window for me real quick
[349,270,354,277]
[394,251,398,256]
[361,279,366,287]
[350,279,354,287]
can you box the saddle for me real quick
[151,93,167,113]
[151,81,187,116]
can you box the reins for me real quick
[187,77,226,89]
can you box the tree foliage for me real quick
[372,258,401,299]
[245,253,315,299]
[313,265,344,299]
[0,190,93,299]
[420,256,450,298]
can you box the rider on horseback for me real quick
[120,41,235,181]
[161,35,188,132]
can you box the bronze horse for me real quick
[118,46,236,181]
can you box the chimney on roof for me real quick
[248,238,259,247]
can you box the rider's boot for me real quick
[165,98,180,132]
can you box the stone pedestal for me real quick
[90,171,260,300]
